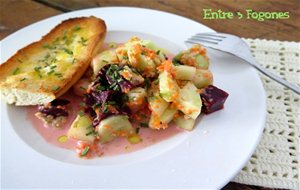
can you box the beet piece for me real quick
[38,105,68,118]
[51,99,70,106]
[200,85,229,114]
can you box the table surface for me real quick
[1,0,298,189]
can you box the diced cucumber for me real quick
[159,70,180,102]
[175,82,202,119]
[160,107,178,124]
[139,54,157,77]
[141,40,160,51]
[92,50,118,75]
[149,113,167,129]
[148,106,177,129]
[148,84,169,116]
[195,55,209,69]
[119,65,144,86]
[172,65,196,80]
[126,87,147,112]
[96,115,135,144]
[173,115,196,131]
[67,114,95,142]
[192,69,213,88]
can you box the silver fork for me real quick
[185,33,300,95]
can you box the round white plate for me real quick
[1,7,266,189]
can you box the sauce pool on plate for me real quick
[26,91,184,157]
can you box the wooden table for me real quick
[1,0,298,189]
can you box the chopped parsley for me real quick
[16,58,23,63]
[43,44,55,50]
[12,67,20,75]
[81,146,90,156]
[79,102,86,107]
[54,73,63,77]
[72,26,81,31]
[63,48,73,55]
[79,37,88,46]
[47,70,55,75]
[103,103,108,113]
[86,130,98,137]
[52,86,60,91]
[34,66,42,72]
[20,78,26,81]
[140,123,148,128]
[108,101,116,105]
[72,58,77,64]
[78,110,85,117]
[96,85,105,91]
[79,86,86,90]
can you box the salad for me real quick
[34,37,229,158]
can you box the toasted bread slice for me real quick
[0,16,106,105]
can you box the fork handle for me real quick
[245,58,300,95]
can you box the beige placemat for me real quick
[232,39,300,189]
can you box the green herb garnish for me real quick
[78,110,85,117]
[16,58,23,63]
[103,103,108,113]
[72,26,81,31]
[43,44,55,50]
[20,78,26,81]
[81,146,90,156]
[79,37,88,46]
[13,67,20,75]
[96,85,105,91]
[47,70,55,75]
[79,86,86,90]
[49,65,56,70]
[34,66,42,72]
[63,48,73,55]
[52,86,60,91]
[108,101,116,105]
[72,58,77,64]
[54,73,63,77]
[140,123,148,128]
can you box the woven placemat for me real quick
[232,39,300,189]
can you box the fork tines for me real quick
[186,33,225,45]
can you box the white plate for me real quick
[1,7,266,189]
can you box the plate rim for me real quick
[1,6,266,189]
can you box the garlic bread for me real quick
[0,16,106,105]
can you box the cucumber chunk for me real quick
[175,82,202,119]
[159,70,180,102]
[160,107,178,124]
[92,50,118,75]
[148,84,169,116]
[192,69,213,88]
[148,113,167,129]
[119,65,144,86]
[173,65,196,80]
[195,55,209,69]
[96,115,135,144]
[126,87,147,112]
[173,115,196,131]
[67,114,95,142]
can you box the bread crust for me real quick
[0,16,106,105]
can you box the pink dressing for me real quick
[26,91,183,157]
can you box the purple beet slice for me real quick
[200,85,229,114]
